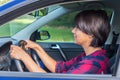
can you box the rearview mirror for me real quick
[28,8,48,17]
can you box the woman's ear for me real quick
[88,35,93,39]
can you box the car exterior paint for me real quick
[0,0,120,80]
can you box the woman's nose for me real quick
[72,27,76,33]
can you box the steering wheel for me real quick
[0,40,40,72]
[16,40,40,72]
[0,41,12,71]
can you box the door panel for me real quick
[38,42,84,61]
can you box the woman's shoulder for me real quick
[81,49,109,64]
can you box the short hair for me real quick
[74,10,111,47]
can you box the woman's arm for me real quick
[21,53,46,72]
[25,40,57,73]
[36,48,57,73]
[10,45,46,72]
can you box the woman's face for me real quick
[72,27,92,46]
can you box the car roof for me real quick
[0,0,120,25]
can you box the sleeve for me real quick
[66,64,100,74]
[55,53,85,73]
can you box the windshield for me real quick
[0,14,36,37]
[0,1,61,38]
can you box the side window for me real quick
[37,8,113,42]
[39,12,78,42]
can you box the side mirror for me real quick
[39,30,50,40]
[30,30,50,41]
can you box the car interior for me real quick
[0,0,120,79]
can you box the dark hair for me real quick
[74,10,111,47]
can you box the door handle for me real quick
[51,44,67,61]
[51,44,60,49]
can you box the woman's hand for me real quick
[10,45,46,72]
[24,40,40,50]
[10,45,28,60]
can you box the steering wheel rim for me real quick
[16,40,40,72]
[16,40,29,72]
[0,41,25,72]
[0,41,12,71]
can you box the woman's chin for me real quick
[74,41,81,45]
[74,40,77,44]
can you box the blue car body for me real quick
[0,0,120,80]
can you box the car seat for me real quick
[110,44,120,76]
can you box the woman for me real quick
[10,10,111,74]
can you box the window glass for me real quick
[0,5,60,38]
[38,8,113,42]
[39,12,79,42]
[0,0,10,5]
[0,15,36,37]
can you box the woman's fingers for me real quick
[25,40,38,50]
[10,45,26,60]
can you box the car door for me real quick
[29,13,84,71]
[33,12,84,62]
[38,42,84,61]
[0,0,120,80]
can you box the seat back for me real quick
[111,44,120,76]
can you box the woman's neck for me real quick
[83,46,102,56]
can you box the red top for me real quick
[55,49,111,74]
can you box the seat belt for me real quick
[106,31,119,58]
[109,31,120,76]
